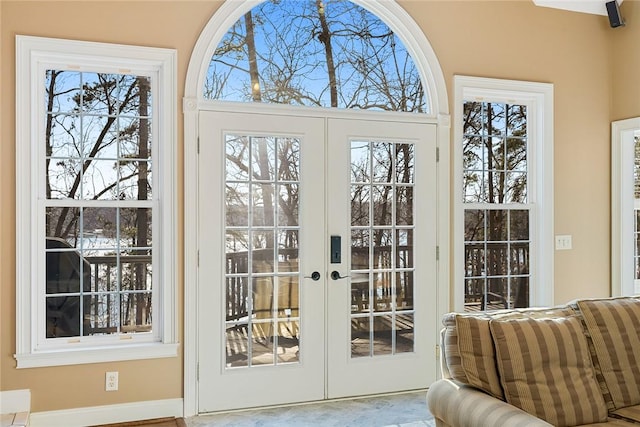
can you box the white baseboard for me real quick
[28,398,183,427]
[0,389,31,414]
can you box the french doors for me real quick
[197,110,437,413]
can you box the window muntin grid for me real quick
[463,102,527,204]
[350,140,415,357]
[462,101,530,311]
[44,70,153,338]
[224,134,301,368]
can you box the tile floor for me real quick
[185,391,435,427]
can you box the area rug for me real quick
[93,417,187,427]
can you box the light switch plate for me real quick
[555,235,572,250]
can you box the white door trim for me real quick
[183,1,450,416]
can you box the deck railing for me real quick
[224,245,415,322]
[68,242,529,335]
[84,254,152,334]
[463,242,530,311]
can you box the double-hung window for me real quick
[15,36,178,367]
[454,76,554,312]
[612,118,640,296]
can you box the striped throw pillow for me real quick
[490,316,608,427]
[454,314,503,399]
[577,297,640,409]
[445,307,575,400]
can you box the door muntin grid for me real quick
[224,133,301,368]
[350,140,415,357]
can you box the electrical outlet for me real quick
[105,371,118,391]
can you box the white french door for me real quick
[326,118,437,398]
[197,110,437,413]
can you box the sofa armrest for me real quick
[427,379,553,427]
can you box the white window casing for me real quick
[15,35,178,368]
[611,117,640,297]
[453,75,554,311]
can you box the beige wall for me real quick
[0,0,627,414]
[612,0,640,119]
[403,0,614,305]
[0,0,222,413]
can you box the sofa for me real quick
[427,296,640,426]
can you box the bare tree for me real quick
[462,101,529,310]
[45,70,153,334]
[205,0,426,112]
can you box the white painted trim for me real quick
[183,1,450,415]
[15,343,179,369]
[611,117,640,296]
[182,99,199,418]
[15,35,179,364]
[532,0,621,16]
[28,398,182,427]
[199,99,438,122]
[437,113,451,329]
[453,76,554,311]
[0,390,31,414]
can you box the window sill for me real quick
[14,342,179,368]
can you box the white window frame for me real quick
[15,35,179,368]
[611,117,640,296]
[453,76,554,311]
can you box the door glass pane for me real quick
[351,317,370,358]
[224,134,301,368]
[373,315,393,356]
[395,313,414,354]
[350,140,415,357]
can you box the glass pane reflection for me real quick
[349,139,416,358]
[373,315,393,356]
[351,317,370,358]
[224,132,302,368]
[396,313,414,354]
[276,321,299,364]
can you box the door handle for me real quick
[331,271,349,280]
[305,271,321,281]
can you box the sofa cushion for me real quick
[583,421,640,426]
[611,405,640,423]
[576,297,640,410]
[446,312,504,399]
[442,307,575,400]
[490,315,608,427]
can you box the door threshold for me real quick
[197,388,428,416]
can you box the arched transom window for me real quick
[204,0,427,113]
